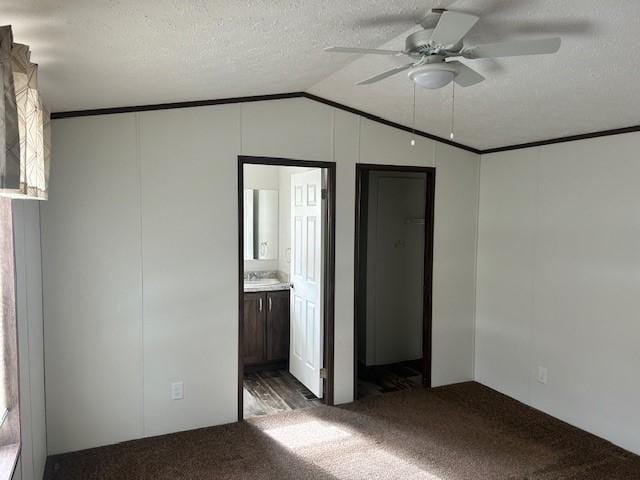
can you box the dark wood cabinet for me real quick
[243,292,266,366]
[266,290,290,362]
[242,289,290,367]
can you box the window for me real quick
[0,198,14,422]
[0,197,19,468]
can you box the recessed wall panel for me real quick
[42,114,143,454]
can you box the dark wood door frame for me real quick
[237,155,336,421]
[353,163,436,400]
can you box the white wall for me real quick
[43,97,480,453]
[277,167,293,276]
[432,143,480,387]
[42,113,144,452]
[12,200,47,480]
[139,105,240,438]
[476,132,640,455]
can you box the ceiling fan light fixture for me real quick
[408,64,457,89]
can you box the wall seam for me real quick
[471,154,482,381]
[331,107,336,162]
[237,103,242,420]
[13,202,28,478]
[239,104,244,155]
[37,201,49,460]
[527,147,543,404]
[24,203,36,478]
[357,117,362,164]
[432,136,436,168]
[135,112,145,437]
[432,143,438,383]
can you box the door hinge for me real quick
[321,188,327,200]
[319,368,327,379]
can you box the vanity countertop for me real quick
[243,281,292,293]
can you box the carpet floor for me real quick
[44,382,640,479]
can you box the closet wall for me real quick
[42,97,480,454]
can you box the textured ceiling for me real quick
[3,0,425,111]
[311,0,640,149]
[3,0,639,150]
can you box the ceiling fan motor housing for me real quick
[405,29,463,57]
[406,30,433,54]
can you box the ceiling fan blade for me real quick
[356,13,421,28]
[324,46,405,56]
[462,37,561,59]
[356,63,414,86]
[418,13,442,30]
[430,11,479,47]
[356,1,458,28]
[448,61,485,87]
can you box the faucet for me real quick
[247,271,259,280]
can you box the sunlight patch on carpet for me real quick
[321,447,443,480]
[263,419,443,479]
[263,420,351,448]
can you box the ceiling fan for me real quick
[325,8,561,89]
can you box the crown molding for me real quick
[481,125,640,154]
[50,91,480,154]
[50,92,306,119]
[300,93,480,154]
[51,92,640,155]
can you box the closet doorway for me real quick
[237,156,336,420]
[354,164,435,400]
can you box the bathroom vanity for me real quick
[242,286,290,368]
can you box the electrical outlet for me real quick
[537,366,548,384]
[171,381,184,400]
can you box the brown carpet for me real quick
[44,382,640,479]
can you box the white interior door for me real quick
[289,168,324,398]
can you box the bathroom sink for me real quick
[244,278,281,286]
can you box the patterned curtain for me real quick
[0,26,20,191]
[0,25,50,200]
[12,44,49,199]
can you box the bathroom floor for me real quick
[243,368,323,418]
[357,360,423,399]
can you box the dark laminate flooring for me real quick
[243,368,322,418]
[357,360,423,398]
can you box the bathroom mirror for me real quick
[243,189,278,260]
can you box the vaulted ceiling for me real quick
[4,0,639,150]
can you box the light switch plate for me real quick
[171,381,184,400]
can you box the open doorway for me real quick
[354,164,435,400]
[238,156,335,420]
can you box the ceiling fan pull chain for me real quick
[450,81,455,140]
[410,82,417,146]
